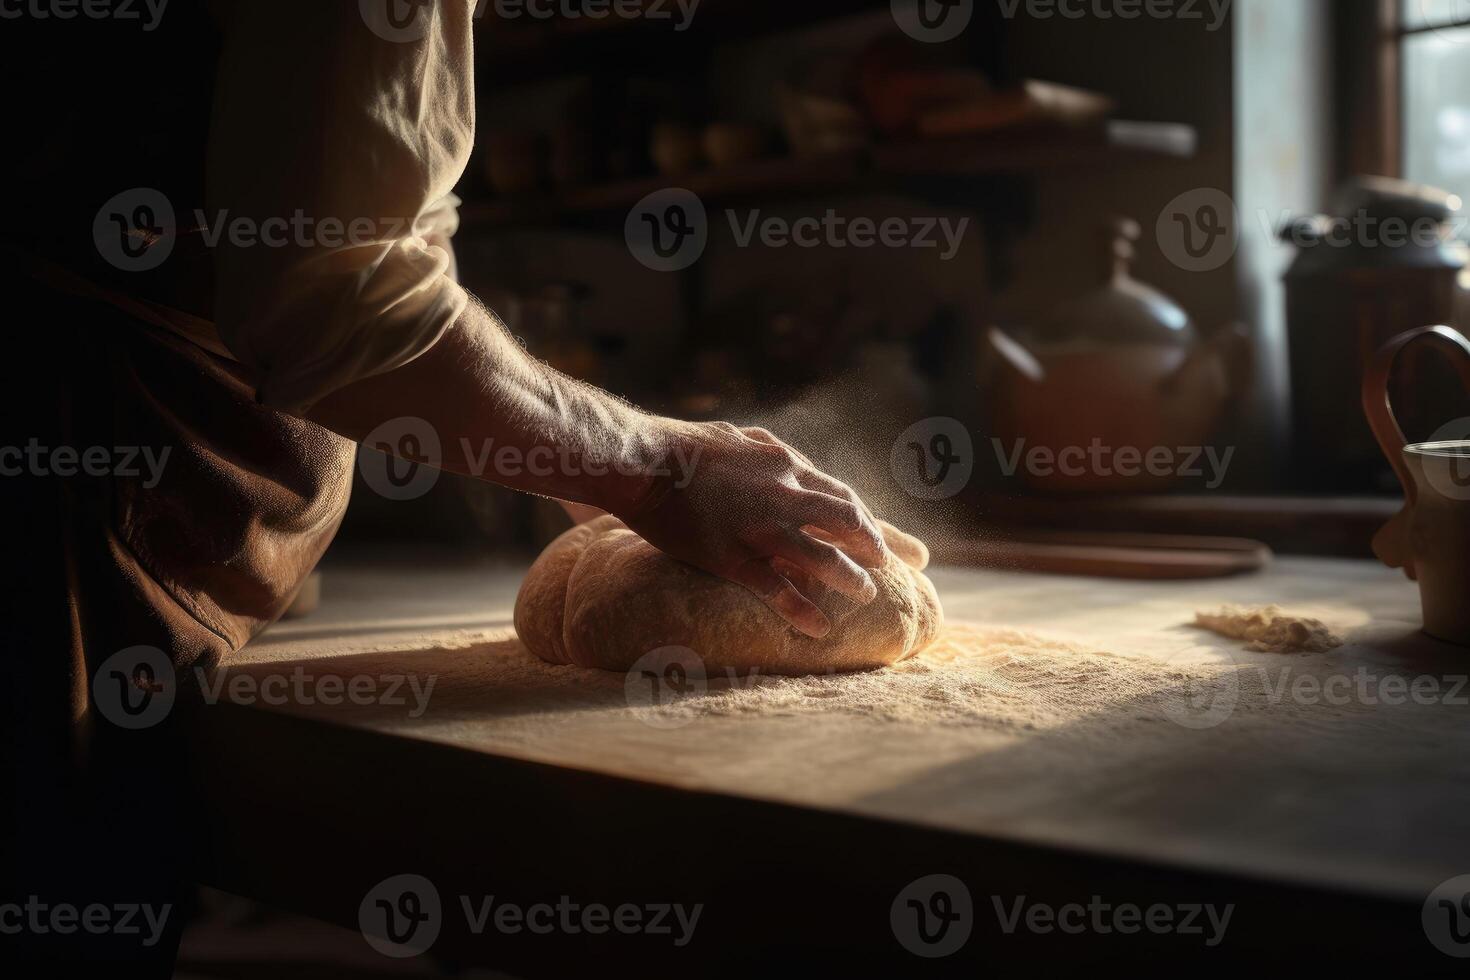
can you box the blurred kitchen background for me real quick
[335,0,1470,561]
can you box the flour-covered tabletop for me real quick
[183,552,1469,971]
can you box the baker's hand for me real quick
[617,421,889,639]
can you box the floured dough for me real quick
[515,516,943,676]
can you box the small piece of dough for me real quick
[515,517,943,676]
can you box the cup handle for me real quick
[1361,325,1470,577]
[1363,325,1470,503]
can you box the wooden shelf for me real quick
[475,0,891,84]
[873,120,1198,175]
[461,150,866,229]
[458,121,1197,232]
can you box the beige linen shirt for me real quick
[206,0,476,413]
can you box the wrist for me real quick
[602,416,685,520]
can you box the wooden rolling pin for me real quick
[933,531,1272,580]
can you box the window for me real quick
[1401,1,1470,201]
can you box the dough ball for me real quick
[514,517,943,676]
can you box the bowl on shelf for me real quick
[650,122,704,176]
[482,128,546,195]
[702,122,770,168]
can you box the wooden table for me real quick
[183,551,1470,974]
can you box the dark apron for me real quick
[2,9,355,967]
[3,258,356,969]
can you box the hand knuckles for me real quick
[754,442,797,470]
[778,445,803,467]
[838,501,865,530]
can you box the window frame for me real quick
[1344,0,1470,182]
[1336,0,1401,180]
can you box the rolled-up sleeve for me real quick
[207,0,475,414]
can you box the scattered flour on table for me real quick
[649,623,1237,729]
[289,625,1244,732]
[1192,605,1343,654]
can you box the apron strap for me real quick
[11,248,239,364]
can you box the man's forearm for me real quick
[305,296,667,515]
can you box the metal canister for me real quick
[1283,176,1467,491]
